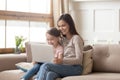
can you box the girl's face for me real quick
[46,33,59,47]
[57,20,70,35]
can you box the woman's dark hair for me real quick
[57,13,84,45]
[57,13,79,35]
[47,27,60,37]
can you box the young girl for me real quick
[21,27,63,80]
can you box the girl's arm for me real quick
[53,53,63,64]
[31,61,37,65]
[53,47,64,64]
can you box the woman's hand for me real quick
[53,57,63,64]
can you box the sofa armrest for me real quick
[0,53,27,72]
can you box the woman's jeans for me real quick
[35,63,83,80]
[21,62,43,80]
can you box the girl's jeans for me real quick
[35,63,83,80]
[21,62,43,80]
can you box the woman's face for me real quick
[58,20,70,35]
[46,33,59,47]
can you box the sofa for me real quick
[0,42,120,80]
[62,44,120,80]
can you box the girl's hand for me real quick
[31,61,37,65]
[53,57,62,64]
[53,57,57,63]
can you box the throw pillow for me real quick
[15,62,33,72]
[82,49,93,75]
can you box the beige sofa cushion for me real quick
[0,54,27,72]
[82,49,93,75]
[25,42,32,62]
[93,44,120,72]
[0,70,25,80]
[15,62,33,72]
[62,73,120,80]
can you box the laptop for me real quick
[31,43,54,63]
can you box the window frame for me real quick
[0,0,53,53]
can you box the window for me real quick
[6,20,29,48]
[29,21,49,43]
[0,0,5,10]
[30,0,50,13]
[0,0,53,53]
[6,0,51,13]
[0,20,5,48]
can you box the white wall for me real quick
[69,0,120,45]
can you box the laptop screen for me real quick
[31,43,54,63]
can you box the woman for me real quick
[21,27,64,80]
[34,13,84,80]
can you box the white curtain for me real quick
[52,0,70,27]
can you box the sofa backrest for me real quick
[25,42,32,62]
[92,44,120,72]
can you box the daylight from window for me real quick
[0,0,51,48]
[5,0,50,13]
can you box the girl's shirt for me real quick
[62,35,84,65]
[54,45,64,59]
